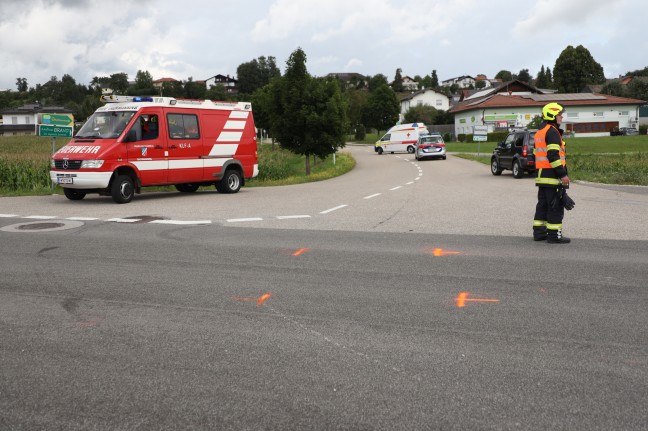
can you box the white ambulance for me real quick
[50,95,258,203]
[375,123,430,155]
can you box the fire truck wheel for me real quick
[216,170,242,194]
[111,174,134,203]
[175,183,200,193]
[63,188,86,201]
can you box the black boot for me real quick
[547,230,571,244]
[533,226,547,241]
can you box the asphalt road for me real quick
[1,145,647,430]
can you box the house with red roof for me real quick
[449,80,646,137]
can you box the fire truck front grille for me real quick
[55,160,83,170]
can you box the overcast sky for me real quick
[1,0,646,91]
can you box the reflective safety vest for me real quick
[534,124,566,186]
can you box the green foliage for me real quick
[236,56,281,96]
[354,124,366,141]
[392,68,404,92]
[553,45,605,92]
[269,48,349,174]
[495,70,513,81]
[404,105,438,124]
[361,84,400,134]
[526,115,543,129]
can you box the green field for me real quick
[2,134,648,196]
[0,136,355,196]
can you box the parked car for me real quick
[610,127,639,136]
[490,130,536,178]
[415,134,446,160]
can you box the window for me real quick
[567,112,579,118]
[619,111,629,116]
[436,100,442,106]
[168,113,200,139]
[592,112,604,117]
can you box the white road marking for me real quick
[66,217,99,221]
[150,220,212,225]
[106,218,140,223]
[227,217,263,223]
[319,204,348,214]
[23,215,57,219]
[276,215,311,220]
[389,186,402,191]
[364,193,381,199]
[0,214,18,218]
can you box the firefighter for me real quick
[532,102,571,244]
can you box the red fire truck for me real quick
[50,95,258,203]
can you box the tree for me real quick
[183,77,206,99]
[237,56,281,95]
[553,45,605,93]
[535,65,549,88]
[392,68,404,92]
[270,47,348,175]
[404,105,438,124]
[367,74,388,92]
[431,70,439,88]
[361,83,400,135]
[131,70,155,95]
[517,68,531,84]
[495,70,513,82]
[16,78,28,92]
[109,73,129,94]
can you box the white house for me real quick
[0,103,74,136]
[449,80,646,138]
[441,75,475,89]
[400,89,450,115]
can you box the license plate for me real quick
[57,177,73,184]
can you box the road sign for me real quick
[38,124,73,138]
[473,125,488,135]
[40,113,74,126]
[473,135,487,141]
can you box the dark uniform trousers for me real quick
[533,186,564,240]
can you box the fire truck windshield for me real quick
[75,111,135,139]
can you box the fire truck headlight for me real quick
[80,160,104,169]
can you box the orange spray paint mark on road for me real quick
[432,248,461,257]
[292,248,310,256]
[234,293,273,307]
[455,292,499,308]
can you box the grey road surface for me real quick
[1,146,647,430]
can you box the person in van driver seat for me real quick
[532,102,573,244]
[141,115,159,140]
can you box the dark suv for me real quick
[490,130,536,178]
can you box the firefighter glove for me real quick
[562,191,575,211]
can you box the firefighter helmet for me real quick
[542,102,565,121]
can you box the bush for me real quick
[443,132,452,142]
[457,134,466,142]
[354,124,366,141]
[640,124,647,135]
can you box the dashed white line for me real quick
[150,219,212,225]
[390,186,403,191]
[227,217,263,223]
[406,181,414,185]
[364,193,381,199]
[23,215,57,219]
[320,204,348,214]
[105,218,140,223]
[276,215,311,220]
[0,214,18,218]
[66,217,99,221]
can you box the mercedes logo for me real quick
[62,160,69,170]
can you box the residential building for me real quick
[205,74,237,92]
[449,80,646,137]
[441,75,476,89]
[399,88,450,115]
[0,103,74,136]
